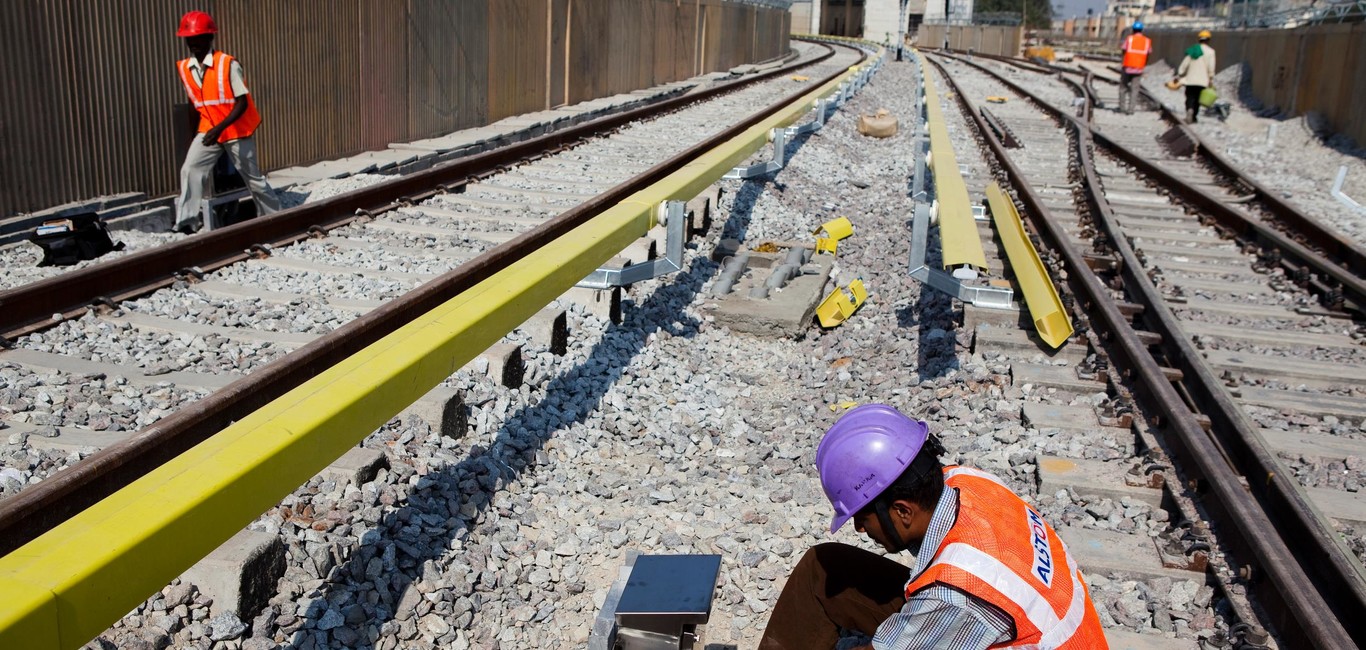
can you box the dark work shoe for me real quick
[172,220,200,235]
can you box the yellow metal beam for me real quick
[985,182,1074,348]
[0,59,873,650]
[919,55,989,272]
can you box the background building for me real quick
[790,0,936,40]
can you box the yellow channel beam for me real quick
[0,59,872,650]
[918,55,989,272]
[985,182,1074,348]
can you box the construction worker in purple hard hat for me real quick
[758,404,1107,650]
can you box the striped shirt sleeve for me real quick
[871,583,1015,650]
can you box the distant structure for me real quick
[1104,0,1156,19]
[790,0,943,41]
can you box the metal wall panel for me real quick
[489,0,551,123]
[360,2,410,150]
[549,0,570,108]
[1,0,789,218]
[1151,24,1366,148]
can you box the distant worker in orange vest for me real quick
[1118,22,1151,115]
[172,11,280,234]
[759,404,1108,649]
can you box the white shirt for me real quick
[186,51,250,97]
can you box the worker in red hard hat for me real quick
[758,404,1108,649]
[172,10,280,234]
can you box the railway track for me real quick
[7,37,1362,649]
[927,51,1366,647]
[0,41,867,556]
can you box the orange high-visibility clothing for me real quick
[177,52,261,143]
[1121,33,1152,73]
[905,467,1108,649]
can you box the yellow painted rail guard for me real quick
[985,183,1074,348]
[0,53,879,650]
[918,54,989,273]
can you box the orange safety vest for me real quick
[904,467,1109,649]
[177,52,262,143]
[1121,33,1151,73]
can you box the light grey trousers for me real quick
[1118,72,1141,114]
[174,135,281,230]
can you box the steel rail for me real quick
[0,45,833,343]
[0,42,866,555]
[926,53,1358,648]
[964,49,1366,305]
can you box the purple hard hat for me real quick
[816,404,929,533]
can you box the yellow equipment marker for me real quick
[985,182,1074,348]
[919,56,989,273]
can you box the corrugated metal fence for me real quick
[1151,25,1366,148]
[0,0,790,218]
[915,25,1022,57]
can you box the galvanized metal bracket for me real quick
[1331,165,1366,215]
[724,127,794,179]
[909,201,1014,310]
[577,200,687,289]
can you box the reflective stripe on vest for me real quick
[177,52,261,142]
[904,468,1108,649]
[1122,34,1151,71]
[930,543,1090,648]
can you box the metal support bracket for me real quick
[908,203,1014,309]
[1331,165,1366,215]
[724,127,793,179]
[577,200,687,289]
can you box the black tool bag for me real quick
[30,212,125,266]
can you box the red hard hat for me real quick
[177,11,217,38]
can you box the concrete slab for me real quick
[1154,258,1260,277]
[1180,320,1360,350]
[194,279,384,313]
[1260,427,1364,464]
[257,256,428,285]
[393,206,546,229]
[973,324,1088,362]
[1164,275,1274,296]
[1133,242,1245,260]
[464,342,524,388]
[1104,628,1198,649]
[317,447,388,486]
[517,308,568,356]
[1127,230,1226,246]
[400,386,467,439]
[1234,386,1366,421]
[7,422,129,451]
[1308,486,1366,527]
[101,312,315,348]
[1023,403,1101,430]
[963,303,1024,331]
[707,248,833,339]
[0,348,236,391]
[1012,362,1105,394]
[564,286,621,323]
[1038,456,1162,508]
[181,530,286,620]
[1204,349,1366,388]
[1173,298,1308,321]
[1060,524,1203,583]
[364,218,518,245]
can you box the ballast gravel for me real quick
[0,49,1274,649]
